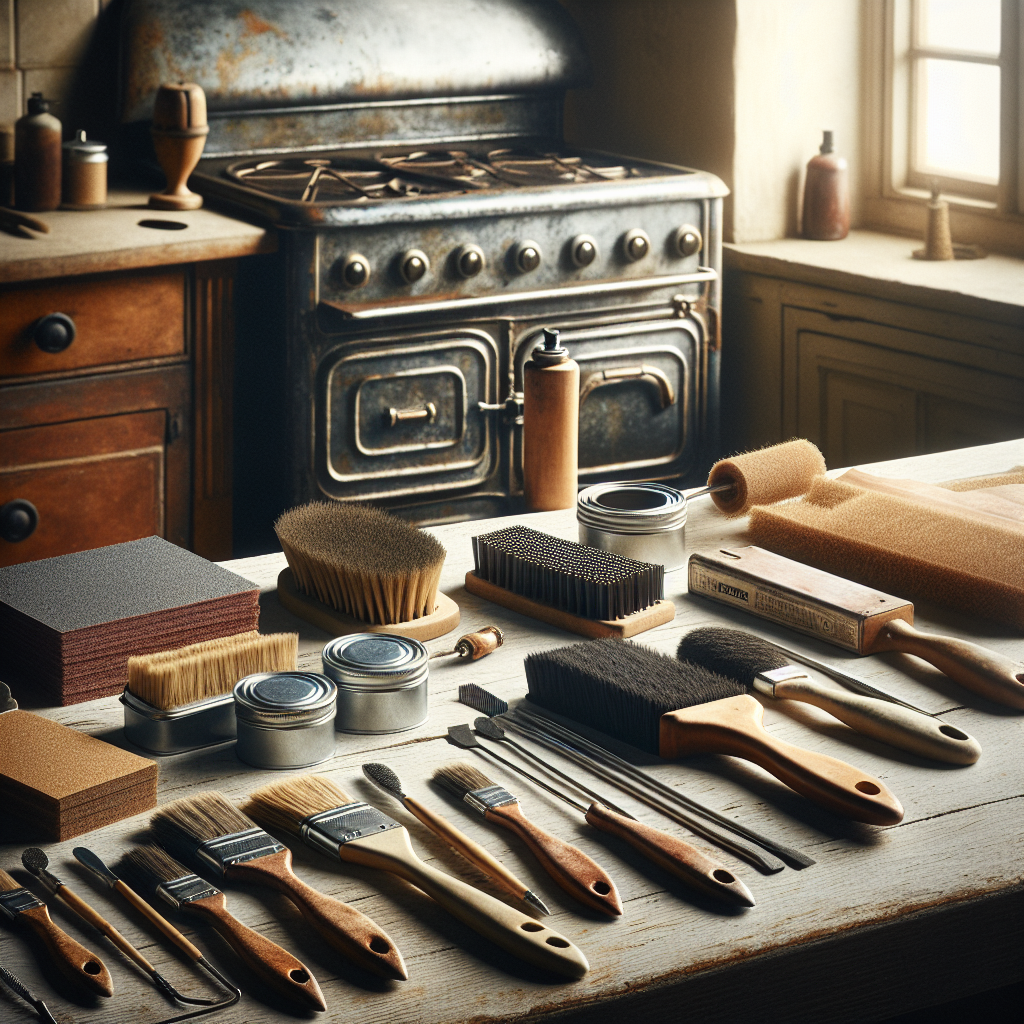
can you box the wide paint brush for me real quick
[241,774,590,979]
[121,845,326,1011]
[150,791,406,979]
[677,627,982,765]
[524,639,905,826]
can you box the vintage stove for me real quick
[122,0,727,534]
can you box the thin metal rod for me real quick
[681,481,733,499]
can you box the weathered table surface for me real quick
[2,440,1022,1024]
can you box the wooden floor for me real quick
[1,440,1021,1024]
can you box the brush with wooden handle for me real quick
[361,762,551,916]
[432,757,623,917]
[241,774,590,979]
[121,845,326,1011]
[677,627,982,765]
[150,791,407,980]
[0,866,113,998]
[525,639,905,826]
[448,725,756,908]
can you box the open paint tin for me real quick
[121,688,237,755]
[577,481,688,571]
[322,634,430,735]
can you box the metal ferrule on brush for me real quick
[155,874,220,909]
[464,785,517,814]
[300,802,402,858]
[191,828,286,880]
[752,665,809,696]
[0,888,44,920]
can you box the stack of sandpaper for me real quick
[0,536,261,706]
[0,709,158,841]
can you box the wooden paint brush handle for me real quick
[113,878,204,961]
[879,620,1024,710]
[226,849,406,980]
[54,883,157,973]
[661,694,904,825]
[483,803,622,916]
[17,904,113,997]
[338,828,590,978]
[583,803,756,908]
[767,676,982,764]
[185,893,326,1011]
[403,794,532,905]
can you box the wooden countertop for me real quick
[1,440,1021,1024]
[0,189,276,284]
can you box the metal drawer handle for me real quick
[31,312,76,353]
[388,402,437,427]
[0,499,39,543]
[579,365,676,410]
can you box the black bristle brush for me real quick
[524,639,905,826]
[677,627,982,765]
[150,791,407,979]
[121,845,327,1011]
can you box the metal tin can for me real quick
[577,481,688,571]
[233,672,337,769]
[322,634,429,735]
[121,687,236,755]
[62,130,107,209]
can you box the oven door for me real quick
[315,327,499,503]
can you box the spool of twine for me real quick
[923,192,954,260]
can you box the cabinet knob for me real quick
[0,499,39,543]
[32,312,76,353]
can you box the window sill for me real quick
[723,229,1024,326]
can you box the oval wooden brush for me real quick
[524,639,905,827]
[150,791,407,980]
[433,760,623,917]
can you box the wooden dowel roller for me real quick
[707,440,826,516]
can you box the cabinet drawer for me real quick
[0,411,166,566]
[0,268,186,379]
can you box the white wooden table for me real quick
[2,440,1022,1024]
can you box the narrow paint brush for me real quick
[432,759,623,917]
[241,774,590,979]
[361,762,551,916]
[150,791,406,980]
[0,866,113,997]
[677,627,982,765]
[462,720,756,907]
[524,639,905,826]
[121,845,326,1012]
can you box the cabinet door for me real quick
[783,308,1024,468]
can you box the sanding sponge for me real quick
[708,439,826,516]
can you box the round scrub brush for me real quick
[274,501,460,641]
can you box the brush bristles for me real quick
[0,867,21,890]
[122,845,194,888]
[677,627,790,686]
[242,775,354,837]
[127,631,298,710]
[472,525,663,620]
[432,762,494,798]
[524,639,744,754]
[275,502,446,626]
[151,792,257,848]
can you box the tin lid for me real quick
[233,671,337,725]
[63,129,108,161]
[322,634,429,692]
[577,481,687,535]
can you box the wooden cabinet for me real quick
[722,252,1024,466]
[0,262,234,567]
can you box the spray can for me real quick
[14,93,61,212]
[522,327,579,511]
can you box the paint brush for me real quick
[361,762,551,916]
[150,791,406,980]
[0,865,113,997]
[241,774,590,979]
[121,845,326,1011]
[432,759,623,917]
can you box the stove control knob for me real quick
[513,239,542,274]
[674,225,703,258]
[455,243,486,278]
[570,234,599,268]
[623,229,650,262]
[339,253,371,289]
[400,249,430,284]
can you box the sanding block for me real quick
[688,546,1024,709]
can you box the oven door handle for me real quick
[387,402,437,427]
[579,365,676,410]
